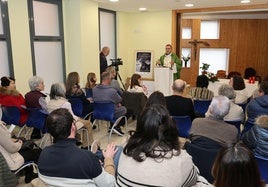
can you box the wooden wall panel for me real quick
[180,19,268,86]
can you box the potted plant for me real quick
[200,63,210,74]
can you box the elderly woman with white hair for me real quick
[25,76,47,110]
[190,95,239,145]
[206,84,244,122]
[25,76,47,139]
[47,83,94,148]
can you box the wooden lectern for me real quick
[154,67,173,96]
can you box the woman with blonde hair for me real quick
[85,72,97,100]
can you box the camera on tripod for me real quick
[110,58,123,67]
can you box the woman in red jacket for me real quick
[0,76,27,125]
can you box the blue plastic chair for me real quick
[193,100,211,117]
[224,120,241,134]
[93,101,127,142]
[69,98,92,120]
[26,109,48,132]
[85,88,93,98]
[255,156,268,183]
[69,98,83,117]
[172,116,192,138]
[1,106,20,125]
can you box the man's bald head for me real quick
[172,79,186,93]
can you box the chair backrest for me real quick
[26,109,48,131]
[68,98,83,117]
[184,141,220,183]
[224,120,241,134]
[93,102,115,122]
[122,91,147,117]
[1,106,20,125]
[85,88,93,98]
[255,156,268,183]
[172,116,192,138]
[193,100,211,117]
[216,70,226,78]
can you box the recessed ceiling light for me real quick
[185,3,194,7]
[139,7,147,11]
[240,0,250,3]
[109,0,119,2]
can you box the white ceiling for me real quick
[95,0,268,12]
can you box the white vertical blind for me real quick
[99,11,115,65]
[200,20,220,39]
[199,48,229,74]
[34,42,63,93]
[0,41,10,76]
[33,1,59,36]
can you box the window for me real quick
[0,0,14,77]
[99,9,116,65]
[199,48,229,75]
[28,0,65,92]
[200,20,220,39]
[182,27,192,39]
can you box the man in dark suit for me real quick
[99,46,110,74]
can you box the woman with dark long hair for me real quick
[117,104,202,186]
[212,142,265,187]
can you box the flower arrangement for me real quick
[200,63,218,82]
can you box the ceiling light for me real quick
[240,0,250,3]
[185,4,194,7]
[109,0,119,2]
[139,7,147,11]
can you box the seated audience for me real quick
[229,75,250,104]
[0,76,27,125]
[189,75,214,100]
[216,84,244,122]
[212,142,265,187]
[0,121,40,183]
[105,67,123,96]
[246,81,268,124]
[93,72,127,136]
[145,91,166,108]
[65,72,93,117]
[25,76,47,139]
[117,105,209,186]
[190,96,238,145]
[127,73,148,96]
[242,115,268,159]
[47,83,94,148]
[85,72,97,102]
[38,108,117,186]
[165,79,195,120]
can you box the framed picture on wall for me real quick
[135,50,154,79]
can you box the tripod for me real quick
[114,66,126,91]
